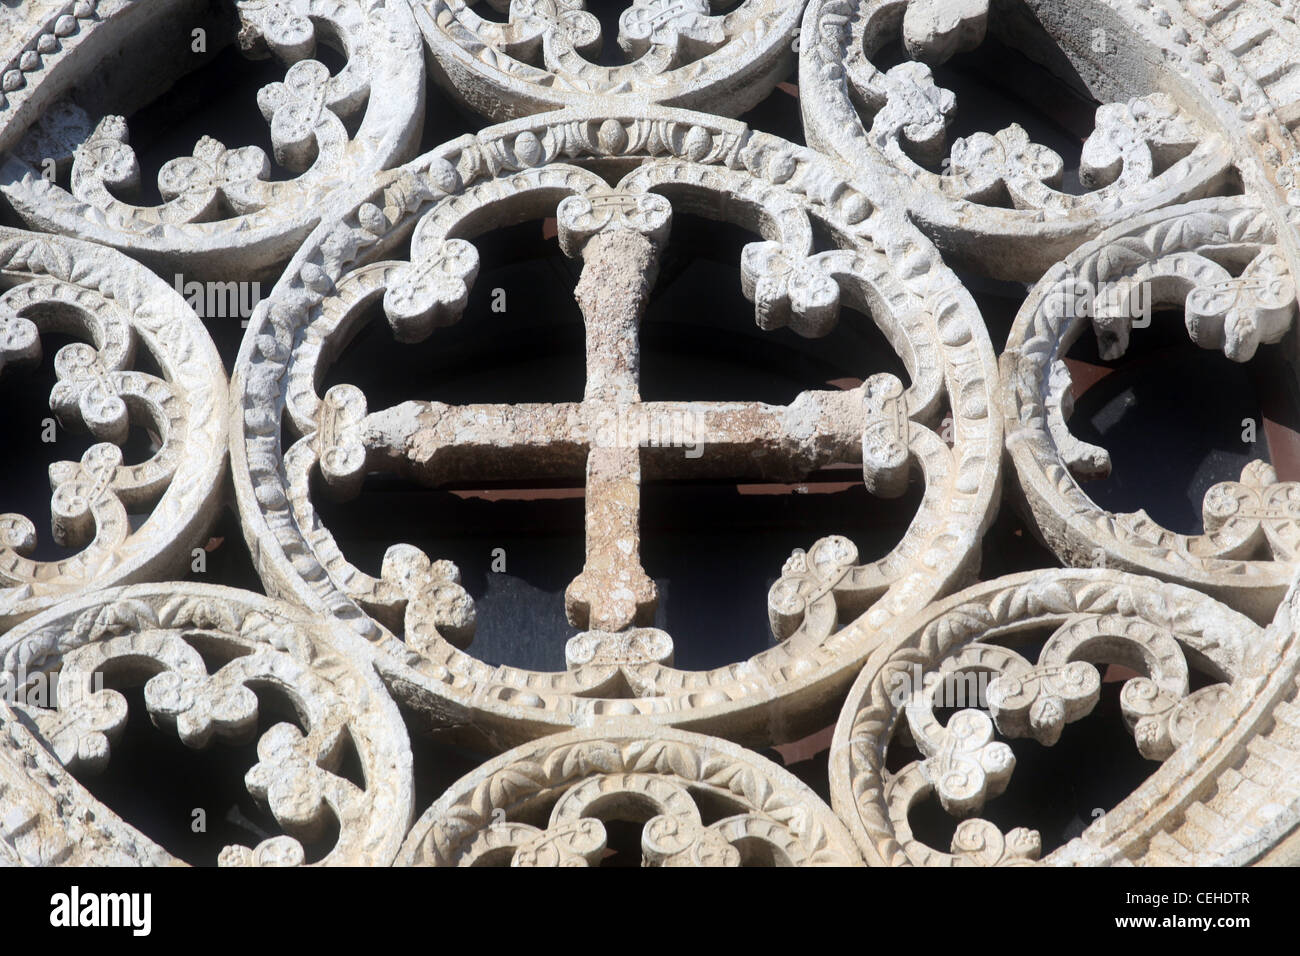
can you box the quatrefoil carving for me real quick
[835,569,1249,867]
[2,587,413,866]
[157,136,271,211]
[947,125,1065,204]
[1003,198,1300,618]
[143,658,262,750]
[871,62,956,166]
[49,342,131,443]
[73,118,273,220]
[911,707,1016,818]
[382,238,480,342]
[46,443,126,550]
[257,58,338,171]
[486,0,603,59]
[0,236,226,628]
[1,0,424,278]
[618,0,726,62]
[400,728,859,866]
[740,241,843,338]
[799,1,1234,280]
[378,544,477,652]
[245,722,335,840]
[1202,462,1300,562]
[1185,249,1297,362]
[237,0,318,61]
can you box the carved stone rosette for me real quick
[0,0,426,279]
[1002,198,1299,622]
[228,104,1003,746]
[397,722,861,866]
[0,227,228,630]
[0,584,413,865]
[414,0,803,121]
[3,0,1300,869]
[829,568,1267,866]
[797,0,1236,279]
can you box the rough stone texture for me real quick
[830,568,1254,865]
[413,0,803,119]
[1002,197,1299,623]
[0,0,1298,867]
[228,111,1002,747]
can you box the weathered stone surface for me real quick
[397,722,861,866]
[228,106,1002,746]
[1,0,1300,868]
[0,227,228,630]
[1002,198,1299,623]
[412,0,803,120]
[0,584,413,866]
[0,0,426,279]
[829,567,1263,866]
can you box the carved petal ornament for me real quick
[1,0,1300,868]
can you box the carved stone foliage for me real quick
[1102,568,1300,866]
[0,0,425,278]
[413,0,803,120]
[829,568,1255,866]
[0,227,227,631]
[397,722,861,866]
[3,0,1300,869]
[1002,198,1299,623]
[796,0,1238,280]
[229,104,1003,746]
[0,584,412,865]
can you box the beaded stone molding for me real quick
[1,0,1300,866]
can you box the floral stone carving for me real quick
[2,0,1300,869]
[1002,197,1299,623]
[797,0,1236,280]
[0,0,426,279]
[0,227,227,631]
[413,0,803,120]
[0,583,413,865]
[397,722,861,866]
[829,567,1263,866]
[228,104,1003,747]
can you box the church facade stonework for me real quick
[1,0,1299,866]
